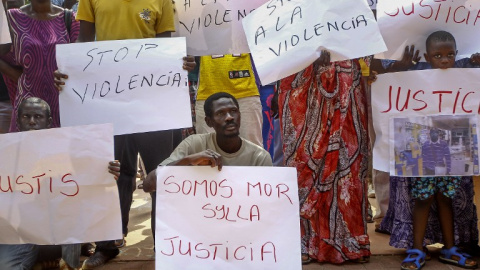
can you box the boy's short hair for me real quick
[426,31,456,52]
[17,97,51,118]
[204,92,240,118]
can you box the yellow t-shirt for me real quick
[197,54,259,100]
[76,0,175,41]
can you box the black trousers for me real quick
[96,130,182,257]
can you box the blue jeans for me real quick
[0,244,38,270]
[0,244,81,269]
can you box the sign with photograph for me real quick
[371,68,480,175]
[154,166,301,270]
[390,116,478,176]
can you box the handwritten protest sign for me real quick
[155,166,301,270]
[369,0,377,10]
[0,124,122,244]
[242,0,386,85]
[175,0,267,55]
[56,38,192,135]
[371,69,480,176]
[173,0,267,55]
[0,5,11,44]
[377,0,480,60]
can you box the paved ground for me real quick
[86,184,477,270]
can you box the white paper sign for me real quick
[372,69,480,173]
[377,0,480,60]
[173,0,268,55]
[369,0,377,10]
[0,124,122,245]
[243,0,387,85]
[155,166,301,270]
[0,5,11,44]
[56,38,192,135]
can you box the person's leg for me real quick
[237,96,263,147]
[435,193,455,248]
[61,244,82,268]
[0,244,39,270]
[402,178,435,269]
[372,170,390,230]
[135,129,183,241]
[117,134,138,237]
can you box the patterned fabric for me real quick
[411,176,460,200]
[380,177,478,248]
[7,9,79,131]
[279,59,370,263]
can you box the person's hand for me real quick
[108,160,121,180]
[470,53,480,65]
[390,45,420,72]
[54,70,68,91]
[314,49,330,67]
[9,67,22,82]
[183,56,196,72]
[187,149,223,171]
[367,70,378,85]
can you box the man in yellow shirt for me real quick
[54,0,195,269]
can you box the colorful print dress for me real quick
[279,59,370,263]
[7,9,79,131]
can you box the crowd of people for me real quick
[0,1,479,270]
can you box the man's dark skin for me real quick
[17,98,52,131]
[141,97,243,193]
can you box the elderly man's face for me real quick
[17,102,52,131]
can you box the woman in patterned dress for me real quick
[0,0,79,131]
[279,51,371,263]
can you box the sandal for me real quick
[301,253,312,265]
[81,243,95,257]
[439,246,478,269]
[401,249,426,270]
[366,207,374,223]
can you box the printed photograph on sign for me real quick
[390,115,479,177]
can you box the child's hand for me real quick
[470,53,480,65]
[389,45,421,72]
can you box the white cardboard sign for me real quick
[243,0,387,85]
[155,166,301,270]
[0,124,122,244]
[372,69,480,174]
[56,38,192,135]
[0,5,11,44]
[377,0,480,60]
[173,0,268,55]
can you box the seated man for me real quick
[0,97,82,269]
[143,92,272,193]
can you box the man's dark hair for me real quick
[18,97,51,118]
[426,30,456,52]
[204,92,240,118]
